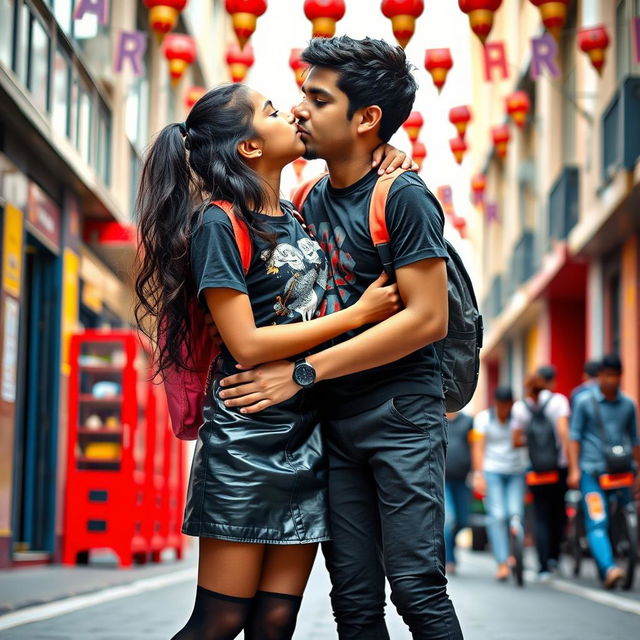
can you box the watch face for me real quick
[294,362,316,387]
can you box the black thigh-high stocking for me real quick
[170,585,253,640]
[243,591,303,640]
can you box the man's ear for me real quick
[237,139,263,160]
[356,105,383,135]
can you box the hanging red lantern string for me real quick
[491,124,511,159]
[304,0,346,39]
[505,91,531,128]
[470,173,487,205]
[402,111,424,143]
[425,48,453,93]
[185,85,206,109]
[226,43,255,83]
[225,0,267,49]
[381,0,424,49]
[578,25,610,75]
[449,105,472,139]
[143,0,188,39]
[162,34,197,84]
[528,0,571,40]
[412,140,427,171]
[289,48,310,89]
[449,137,468,165]
[458,0,503,44]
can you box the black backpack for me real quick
[293,169,483,412]
[524,397,559,472]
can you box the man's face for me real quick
[598,368,621,395]
[495,400,513,422]
[293,67,358,161]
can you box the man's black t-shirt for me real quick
[445,413,473,481]
[190,202,329,362]
[301,169,448,419]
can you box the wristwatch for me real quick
[292,358,316,388]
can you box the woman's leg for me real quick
[484,472,510,573]
[244,543,318,640]
[171,538,265,640]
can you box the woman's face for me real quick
[246,89,305,167]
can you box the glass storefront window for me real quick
[0,0,15,68]
[52,47,71,136]
[30,17,50,112]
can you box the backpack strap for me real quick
[211,200,252,274]
[291,172,329,212]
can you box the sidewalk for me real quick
[0,550,197,616]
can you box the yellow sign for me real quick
[2,204,24,298]
[81,281,103,314]
[61,249,80,375]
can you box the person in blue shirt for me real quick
[570,360,602,409]
[568,354,640,589]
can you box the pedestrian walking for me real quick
[471,386,527,581]
[570,360,602,409]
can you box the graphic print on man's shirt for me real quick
[260,238,328,322]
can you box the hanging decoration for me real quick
[458,0,503,45]
[225,0,267,49]
[185,85,206,109]
[380,0,424,49]
[424,48,453,93]
[486,202,499,222]
[531,33,560,79]
[162,34,196,84]
[449,105,472,139]
[143,0,187,38]
[528,0,571,40]
[491,124,510,159]
[304,0,346,39]
[292,157,308,182]
[73,0,109,26]
[449,137,468,165]
[578,25,610,75]
[412,141,427,170]
[470,173,486,205]
[452,215,467,238]
[505,91,531,128]
[402,111,424,143]
[289,48,309,88]
[437,185,454,216]
[226,43,255,82]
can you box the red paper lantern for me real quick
[162,34,197,84]
[304,0,346,38]
[471,173,486,204]
[225,0,267,49]
[292,157,308,182]
[226,43,255,82]
[449,137,468,165]
[402,111,424,143]
[528,0,571,39]
[412,140,427,170]
[458,0,503,44]
[578,25,610,75]
[381,0,424,49]
[449,105,472,139]
[505,91,531,128]
[144,0,188,38]
[424,48,453,93]
[289,48,309,89]
[491,124,510,159]
[185,85,206,109]
[453,215,467,238]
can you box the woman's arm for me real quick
[205,273,399,367]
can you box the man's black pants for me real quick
[321,395,464,640]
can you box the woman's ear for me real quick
[356,105,383,135]
[237,139,263,160]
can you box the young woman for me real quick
[135,83,408,640]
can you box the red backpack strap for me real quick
[291,172,329,212]
[210,200,252,274]
[368,168,406,279]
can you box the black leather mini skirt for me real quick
[182,359,330,544]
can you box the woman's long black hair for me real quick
[135,83,273,377]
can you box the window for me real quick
[77,81,93,165]
[30,16,50,112]
[125,54,150,151]
[616,0,640,81]
[95,104,111,186]
[0,0,16,68]
[52,0,72,36]
[561,8,576,164]
[129,144,140,221]
[52,47,71,136]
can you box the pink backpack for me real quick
[162,201,253,440]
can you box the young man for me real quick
[568,354,640,589]
[570,360,602,409]
[219,36,463,639]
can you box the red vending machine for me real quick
[63,330,186,567]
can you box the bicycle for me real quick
[566,472,638,590]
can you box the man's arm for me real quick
[567,400,586,489]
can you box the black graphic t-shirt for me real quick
[302,169,448,419]
[190,202,328,362]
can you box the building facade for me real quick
[0,0,227,568]
[469,0,640,406]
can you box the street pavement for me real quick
[1,548,639,639]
